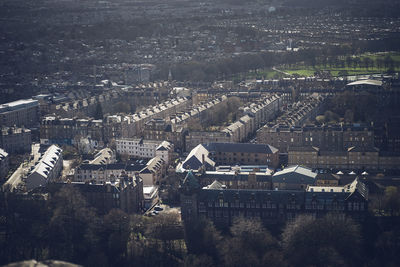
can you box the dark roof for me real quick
[197,185,367,204]
[316,173,340,181]
[273,166,317,184]
[347,146,379,152]
[78,164,105,171]
[204,142,278,154]
[183,171,200,190]
[126,163,147,172]
[200,171,271,182]
[198,188,305,204]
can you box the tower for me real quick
[180,171,200,221]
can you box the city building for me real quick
[89,148,116,165]
[272,165,317,190]
[185,131,231,152]
[45,173,144,214]
[40,116,105,146]
[257,123,374,153]
[74,160,147,184]
[178,144,216,171]
[184,165,273,190]
[0,99,39,127]
[288,146,400,171]
[139,156,166,186]
[26,145,63,191]
[204,142,279,168]
[116,138,173,163]
[180,172,368,226]
[0,148,9,180]
[0,127,32,154]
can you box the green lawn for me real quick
[282,52,400,77]
[237,52,400,81]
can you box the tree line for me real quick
[1,184,400,266]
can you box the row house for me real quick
[288,146,400,171]
[222,94,282,143]
[50,90,123,118]
[26,145,63,191]
[40,116,105,146]
[116,138,174,165]
[257,123,374,153]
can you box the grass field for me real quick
[281,52,400,77]
[237,52,400,81]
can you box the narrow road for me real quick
[272,66,292,76]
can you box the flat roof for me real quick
[346,79,382,87]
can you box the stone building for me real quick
[180,172,368,226]
[0,99,39,127]
[46,174,144,214]
[288,146,400,171]
[26,145,63,191]
[0,148,9,180]
[0,127,32,154]
[257,123,374,153]
[204,142,279,169]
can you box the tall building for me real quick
[0,99,39,127]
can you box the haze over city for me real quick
[0,0,400,266]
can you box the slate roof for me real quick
[204,142,278,154]
[273,165,317,184]
[182,144,215,170]
[197,178,368,204]
[201,171,271,182]
[198,187,305,205]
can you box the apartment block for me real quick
[0,99,39,127]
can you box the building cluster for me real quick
[36,90,122,118]
[180,170,368,226]
[74,157,164,209]
[116,138,173,165]
[266,93,325,129]
[44,174,144,214]
[169,95,228,128]
[40,116,105,146]
[178,143,279,172]
[185,94,281,151]
[137,95,228,149]
[222,94,282,143]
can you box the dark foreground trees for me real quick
[2,187,400,267]
[282,214,362,267]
